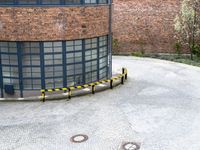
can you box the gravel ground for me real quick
[1,56,200,150]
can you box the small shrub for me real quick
[193,44,200,58]
[131,51,144,57]
[174,41,182,56]
[112,39,119,49]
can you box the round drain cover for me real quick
[70,134,88,143]
[122,142,140,150]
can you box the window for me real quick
[65,0,80,4]
[99,0,107,4]
[99,57,107,68]
[0,0,14,4]
[66,40,82,63]
[0,0,108,5]
[0,35,110,94]
[84,0,96,4]
[85,38,97,61]
[99,36,107,47]
[99,67,107,79]
[18,0,37,4]
[85,60,97,72]
[99,47,107,58]
[67,64,83,86]
[42,0,60,4]
[0,42,19,89]
[44,42,63,89]
[99,36,108,79]
[85,71,97,83]
[85,49,97,61]
[85,60,97,83]
[21,42,41,90]
[85,38,97,49]
[66,40,83,86]
[84,37,99,83]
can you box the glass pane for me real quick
[18,0,37,4]
[42,0,60,4]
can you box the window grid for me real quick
[84,37,98,83]
[0,42,19,89]
[66,40,83,86]
[0,35,109,93]
[0,0,108,5]
[99,66,107,80]
[21,42,41,90]
[44,42,63,89]
[99,35,108,80]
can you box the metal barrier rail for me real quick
[41,68,128,102]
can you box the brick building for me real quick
[0,0,112,98]
[113,0,181,54]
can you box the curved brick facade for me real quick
[0,6,109,41]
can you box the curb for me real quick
[0,68,128,102]
[0,75,124,102]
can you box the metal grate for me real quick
[121,142,140,150]
[70,134,88,143]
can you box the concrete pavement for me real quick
[1,56,200,150]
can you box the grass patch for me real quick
[142,54,200,67]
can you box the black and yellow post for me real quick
[41,90,45,102]
[92,85,95,94]
[121,74,124,84]
[63,88,67,93]
[110,79,113,89]
[125,69,128,80]
[68,88,72,99]
[40,67,128,102]
[122,68,125,74]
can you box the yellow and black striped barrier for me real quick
[41,68,128,102]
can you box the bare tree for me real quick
[174,0,200,59]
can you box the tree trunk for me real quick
[191,5,197,60]
[188,37,193,60]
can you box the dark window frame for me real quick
[0,35,109,96]
[0,0,108,5]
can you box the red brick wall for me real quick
[112,0,181,54]
[0,6,109,41]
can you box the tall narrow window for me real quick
[0,42,19,89]
[21,42,41,90]
[85,38,98,83]
[99,36,108,79]
[66,40,83,86]
[44,42,63,89]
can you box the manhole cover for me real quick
[122,142,140,150]
[70,134,88,143]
